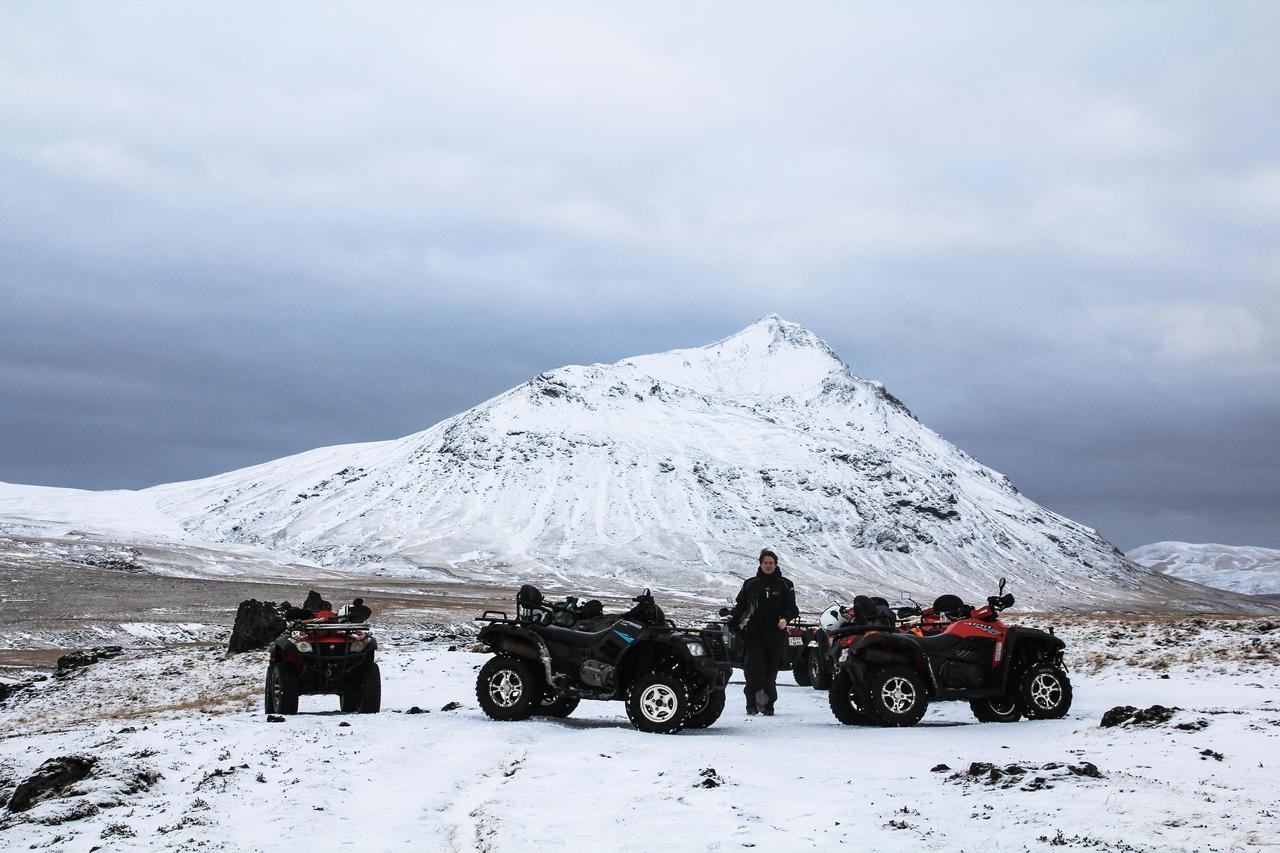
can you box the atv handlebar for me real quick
[986,593,1015,611]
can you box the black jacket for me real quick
[730,568,799,637]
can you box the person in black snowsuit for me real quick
[729,548,799,715]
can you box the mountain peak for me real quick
[716,314,838,357]
[618,315,849,400]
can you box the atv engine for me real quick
[580,659,616,689]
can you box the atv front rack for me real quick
[291,622,372,632]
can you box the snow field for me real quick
[2,618,1278,852]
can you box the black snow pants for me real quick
[742,631,785,710]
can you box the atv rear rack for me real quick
[476,610,515,623]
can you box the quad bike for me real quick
[475,586,732,734]
[786,622,822,686]
[264,598,381,715]
[826,579,1071,727]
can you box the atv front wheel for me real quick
[476,656,542,721]
[809,647,831,690]
[536,691,580,718]
[1018,664,1072,719]
[684,687,726,729]
[791,652,813,687]
[970,694,1022,723]
[265,661,299,715]
[626,672,689,734]
[864,665,928,727]
[827,669,874,725]
[357,662,382,713]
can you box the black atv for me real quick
[264,598,381,715]
[826,580,1071,727]
[475,586,732,734]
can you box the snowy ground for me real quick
[1,617,1277,852]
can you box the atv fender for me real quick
[617,638,705,693]
[269,639,303,671]
[998,627,1066,692]
[478,624,559,687]
[847,634,935,693]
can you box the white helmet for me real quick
[820,604,848,632]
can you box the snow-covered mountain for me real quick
[0,315,1248,610]
[1127,542,1280,596]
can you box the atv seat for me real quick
[536,623,619,649]
[851,595,895,629]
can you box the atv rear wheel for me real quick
[1018,664,1072,719]
[684,687,726,729]
[827,669,874,725]
[970,694,1022,723]
[809,646,831,690]
[625,672,689,734]
[476,656,542,721]
[536,691,580,718]
[864,665,928,727]
[791,652,813,687]
[265,661,299,715]
[357,662,381,713]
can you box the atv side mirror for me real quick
[718,607,731,617]
[998,577,1007,595]
[900,591,911,600]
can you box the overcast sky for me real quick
[2,3,1277,550]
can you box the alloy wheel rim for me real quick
[639,684,678,723]
[809,654,821,682]
[1030,672,1063,710]
[881,676,916,714]
[989,696,1018,716]
[271,670,284,708]
[488,670,524,708]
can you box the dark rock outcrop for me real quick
[302,590,332,612]
[55,646,125,676]
[1100,705,1138,728]
[1101,704,1179,728]
[6,756,97,812]
[227,600,287,653]
[0,680,26,705]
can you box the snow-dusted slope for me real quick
[0,316,1240,610]
[1128,542,1280,596]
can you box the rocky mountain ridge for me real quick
[0,315,1256,611]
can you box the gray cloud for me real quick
[1,2,1277,550]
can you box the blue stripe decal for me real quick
[614,630,636,644]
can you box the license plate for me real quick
[788,636,802,646]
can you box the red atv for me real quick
[827,579,1071,726]
[264,598,381,715]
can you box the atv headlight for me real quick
[348,639,367,653]
[295,640,313,654]
[685,641,707,657]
